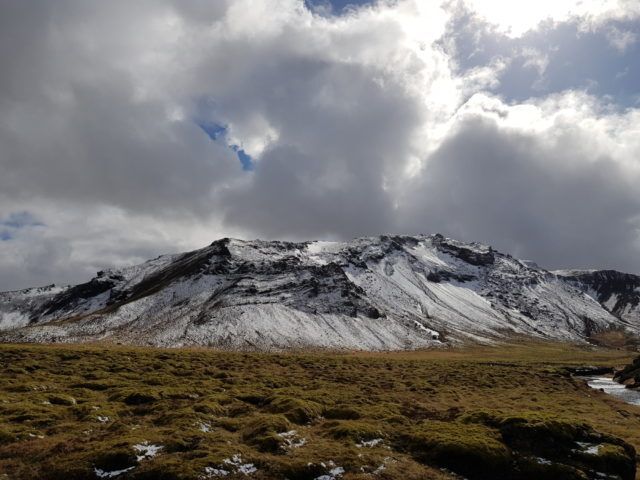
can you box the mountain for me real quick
[1,234,639,350]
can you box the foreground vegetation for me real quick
[0,342,639,479]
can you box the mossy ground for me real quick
[0,342,639,479]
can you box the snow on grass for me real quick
[94,466,135,478]
[202,454,257,478]
[198,421,212,433]
[133,442,163,461]
[202,466,229,477]
[277,430,307,449]
[314,465,345,480]
[372,456,395,475]
[356,438,383,448]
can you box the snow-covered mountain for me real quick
[1,234,639,350]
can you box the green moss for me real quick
[596,443,629,460]
[113,390,160,406]
[160,388,201,401]
[93,448,138,471]
[192,401,225,416]
[240,414,292,452]
[588,444,635,480]
[267,396,322,424]
[236,392,270,406]
[153,410,200,428]
[1,401,60,426]
[71,404,98,421]
[323,406,361,420]
[498,416,588,456]
[0,429,15,445]
[514,456,588,480]
[47,395,77,406]
[458,410,500,426]
[324,420,384,443]
[41,465,95,480]
[69,381,115,391]
[163,435,205,454]
[267,460,328,480]
[401,420,511,478]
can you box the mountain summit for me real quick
[1,234,638,349]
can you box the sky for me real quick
[0,0,640,290]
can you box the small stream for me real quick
[585,376,640,406]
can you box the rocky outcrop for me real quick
[614,356,640,389]
[556,270,640,323]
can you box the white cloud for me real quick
[461,0,640,37]
[605,26,638,52]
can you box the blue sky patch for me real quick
[233,147,254,171]
[0,211,44,241]
[305,0,374,15]
[198,122,227,141]
[446,14,640,108]
[1,211,43,229]
[198,121,255,171]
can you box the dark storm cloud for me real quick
[0,1,242,215]
[399,115,640,272]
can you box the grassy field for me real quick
[0,341,639,480]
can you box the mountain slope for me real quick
[555,270,640,323]
[1,234,639,349]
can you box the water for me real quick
[585,376,640,406]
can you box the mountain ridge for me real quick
[1,234,639,350]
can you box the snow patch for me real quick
[133,442,163,461]
[356,438,383,448]
[202,454,256,477]
[94,467,135,478]
[575,442,601,455]
[315,466,345,480]
[278,430,306,449]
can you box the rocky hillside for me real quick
[556,270,640,324]
[0,234,639,349]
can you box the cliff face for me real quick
[0,234,638,349]
[555,270,640,323]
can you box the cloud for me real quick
[606,25,638,52]
[399,92,640,270]
[0,0,640,290]
[460,0,640,37]
[442,11,640,105]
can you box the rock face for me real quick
[556,270,640,324]
[0,234,639,349]
[614,356,640,389]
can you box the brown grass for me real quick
[0,341,638,479]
